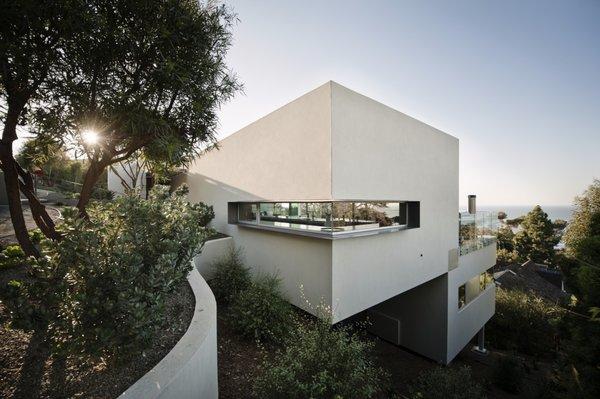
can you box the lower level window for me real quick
[458,284,466,309]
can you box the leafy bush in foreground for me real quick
[209,246,251,304]
[253,308,388,399]
[487,288,564,356]
[13,185,214,360]
[230,273,293,343]
[408,366,486,399]
[0,245,27,270]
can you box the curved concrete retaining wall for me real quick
[193,236,233,279]
[120,263,218,399]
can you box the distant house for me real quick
[494,260,567,302]
[184,82,497,364]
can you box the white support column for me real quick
[473,326,488,355]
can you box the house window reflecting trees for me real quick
[230,201,419,238]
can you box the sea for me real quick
[462,205,574,222]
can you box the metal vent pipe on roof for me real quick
[468,195,476,214]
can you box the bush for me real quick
[487,288,564,356]
[493,355,524,394]
[209,247,251,304]
[0,245,27,270]
[408,366,486,399]
[230,273,293,343]
[496,248,518,265]
[16,185,214,360]
[253,308,388,399]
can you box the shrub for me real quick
[253,308,388,399]
[209,247,251,304]
[493,355,524,394]
[19,185,214,360]
[487,288,564,356]
[230,273,293,343]
[0,245,27,270]
[408,366,486,399]
[3,279,46,330]
[496,248,518,265]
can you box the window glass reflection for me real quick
[239,201,410,234]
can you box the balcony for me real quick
[459,211,496,256]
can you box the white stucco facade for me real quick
[186,81,496,364]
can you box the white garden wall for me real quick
[120,263,218,399]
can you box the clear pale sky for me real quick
[216,0,600,207]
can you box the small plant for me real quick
[487,288,564,356]
[253,306,388,399]
[408,366,486,399]
[28,229,45,245]
[209,246,251,304]
[493,355,525,394]
[0,245,27,270]
[230,273,293,343]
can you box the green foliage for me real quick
[230,273,293,343]
[496,248,519,265]
[497,211,507,220]
[564,179,600,253]
[493,355,524,394]
[561,318,600,399]
[408,366,486,399]
[0,245,27,270]
[496,225,516,268]
[209,247,251,305]
[513,205,559,264]
[487,288,564,356]
[556,180,600,398]
[253,312,388,399]
[575,260,600,306]
[11,185,214,360]
[505,216,524,227]
[496,225,515,251]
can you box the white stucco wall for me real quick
[187,82,332,202]
[186,83,334,316]
[108,161,147,197]
[193,237,234,279]
[120,266,218,399]
[330,82,459,322]
[446,243,497,362]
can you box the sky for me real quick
[216,0,600,207]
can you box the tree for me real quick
[558,181,600,398]
[1,0,239,254]
[497,225,515,251]
[497,211,507,220]
[0,1,80,254]
[513,205,558,264]
[564,179,600,253]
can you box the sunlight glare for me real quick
[81,129,100,145]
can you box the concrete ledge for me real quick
[120,263,218,399]
[193,236,234,279]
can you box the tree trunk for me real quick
[76,161,104,216]
[0,142,39,257]
[15,161,61,240]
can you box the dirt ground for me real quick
[0,205,62,246]
[0,266,195,399]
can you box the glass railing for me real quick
[459,211,496,256]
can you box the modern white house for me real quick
[111,81,497,364]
